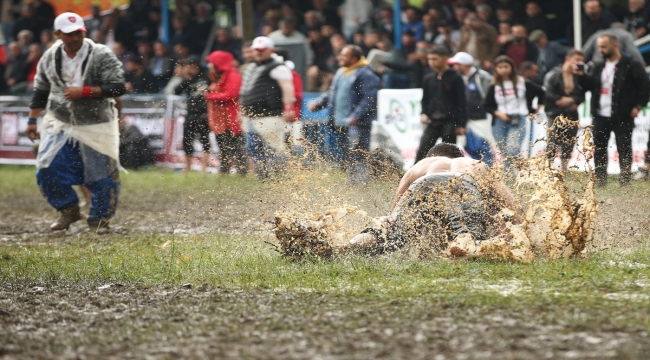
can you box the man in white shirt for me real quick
[25,12,126,231]
[575,33,650,186]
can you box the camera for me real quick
[576,62,585,72]
[507,114,520,127]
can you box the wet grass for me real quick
[1,165,650,358]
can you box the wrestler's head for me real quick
[427,143,464,158]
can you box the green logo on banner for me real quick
[386,99,407,133]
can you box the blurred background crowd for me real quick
[2,0,649,95]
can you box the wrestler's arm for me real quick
[389,166,426,212]
[469,162,525,222]
[491,181,525,220]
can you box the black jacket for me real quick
[483,79,546,124]
[578,55,650,127]
[543,67,585,119]
[174,75,209,119]
[421,68,468,128]
[383,59,431,88]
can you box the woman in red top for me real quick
[205,50,248,175]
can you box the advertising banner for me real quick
[376,88,424,169]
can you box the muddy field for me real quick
[2,283,649,360]
[2,166,650,359]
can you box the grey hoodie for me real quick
[31,38,125,125]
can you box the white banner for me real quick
[377,89,649,173]
[376,88,424,169]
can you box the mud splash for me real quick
[273,118,598,263]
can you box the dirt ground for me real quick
[2,168,650,359]
[2,284,649,360]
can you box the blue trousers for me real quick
[492,115,527,170]
[329,123,371,164]
[36,140,120,221]
[246,130,288,178]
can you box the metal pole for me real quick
[394,0,402,49]
[235,1,244,39]
[241,0,255,41]
[573,0,582,49]
[161,0,170,44]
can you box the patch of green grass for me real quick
[2,232,649,325]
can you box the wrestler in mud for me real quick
[335,143,526,258]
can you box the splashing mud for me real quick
[273,118,598,263]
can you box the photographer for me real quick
[543,49,586,174]
[575,33,650,187]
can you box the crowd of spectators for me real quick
[2,0,650,95]
[3,0,650,181]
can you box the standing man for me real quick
[448,52,494,165]
[576,33,650,187]
[309,45,379,183]
[415,46,467,163]
[239,36,296,178]
[624,0,650,39]
[458,15,499,71]
[25,12,125,231]
[500,24,538,71]
[174,55,210,173]
[567,0,616,46]
[544,49,586,174]
[529,30,568,82]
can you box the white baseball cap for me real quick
[251,36,274,50]
[54,12,87,33]
[448,52,474,66]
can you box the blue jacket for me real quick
[313,65,380,127]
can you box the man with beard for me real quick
[500,24,538,71]
[309,45,379,184]
[575,33,650,187]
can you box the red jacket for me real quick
[290,69,303,122]
[205,51,242,135]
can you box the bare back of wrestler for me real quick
[335,143,525,258]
